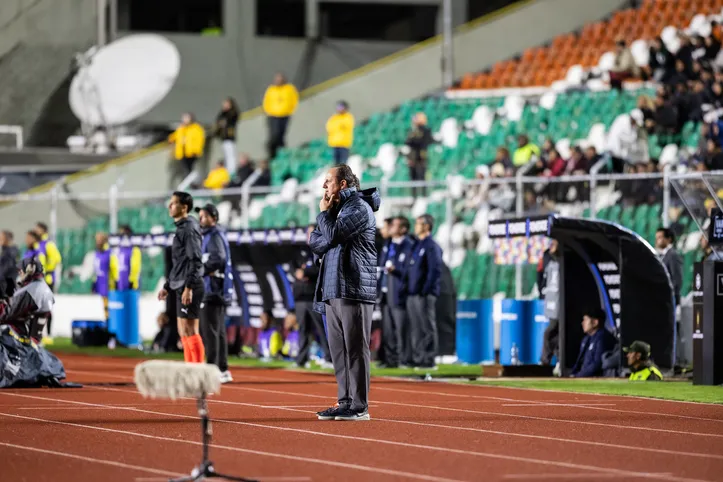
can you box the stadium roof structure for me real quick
[488,215,676,371]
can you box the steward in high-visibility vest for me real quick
[624,340,663,381]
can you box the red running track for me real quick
[0,354,722,482]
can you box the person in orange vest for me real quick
[263,73,299,160]
[326,101,354,165]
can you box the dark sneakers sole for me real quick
[335,410,371,421]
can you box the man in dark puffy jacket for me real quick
[0,231,19,297]
[310,164,380,422]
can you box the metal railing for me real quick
[2,169,722,248]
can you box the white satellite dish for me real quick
[69,34,181,126]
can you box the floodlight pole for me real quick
[97,0,107,47]
[442,0,454,89]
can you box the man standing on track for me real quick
[196,203,234,383]
[310,165,380,421]
[404,214,443,370]
[158,191,206,364]
[33,222,61,344]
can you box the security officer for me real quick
[379,216,413,368]
[624,340,663,381]
[196,203,233,383]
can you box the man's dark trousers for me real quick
[296,300,331,365]
[200,301,228,372]
[326,298,373,412]
[407,294,438,367]
[381,290,406,367]
[540,318,559,365]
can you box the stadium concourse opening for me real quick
[488,215,676,375]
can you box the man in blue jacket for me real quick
[404,214,442,369]
[310,164,380,422]
[571,308,617,378]
[379,216,413,368]
[196,203,234,384]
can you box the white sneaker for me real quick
[219,371,233,384]
[552,362,561,377]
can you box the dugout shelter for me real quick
[487,215,676,374]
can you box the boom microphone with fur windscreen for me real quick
[134,361,256,482]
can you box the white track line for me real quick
[503,473,674,480]
[215,383,723,439]
[370,385,723,424]
[0,441,182,477]
[69,369,723,438]
[501,403,617,407]
[0,391,708,482]
[174,369,723,424]
[0,411,461,482]
[87,384,723,461]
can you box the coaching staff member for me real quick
[310,164,380,421]
[158,191,205,364]
[196,203,233,383]
[404,214,442,369]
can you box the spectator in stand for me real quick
[606,110,649,172]
[609,39,639,91]
[512,134,540,168]
[202,161,231,191]
[263,73,299,160]
[253,159,272,188]
[542,148,566,177]
[645,37,674,83]
[700,235,722,261]
[492,146,514,176]
[703,138,723,171]
[704,34,721,61]
[462,165,490,211]
[228,154,255,188]
[656,228,683,307]
[565,146,589,175]
[584,146,600,169]
[168,113,206,189]
[637,95,656,133]
[652,91,679,135]
[326,101,354,165]
[213,97,239,173]
[405,112,434,198]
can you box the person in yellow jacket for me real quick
[33,222,62,344]
[326,101,354,164]
[203,161,231,191]
[263,73,299,160]
[624,340,663,381]
[168,113,206,188]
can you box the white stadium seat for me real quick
[439,118,459,148]
[630,39,649,67]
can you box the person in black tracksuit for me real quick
[158,191,205,363]
[293,224,331,367]
[196,203,233,383]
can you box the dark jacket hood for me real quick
[360,187,381,212]
[338,187,381,213]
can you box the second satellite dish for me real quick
[69,34,181,126]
